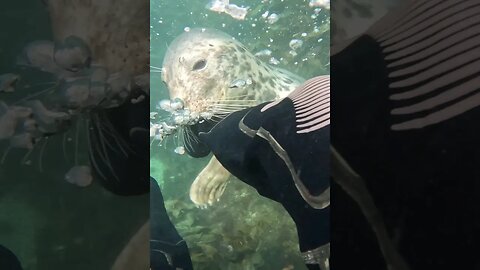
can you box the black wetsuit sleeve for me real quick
[183,120,216,158]
[199,99,330,260]
[88,88,150,196]
[150,177,193,270]
[0,245,23,270]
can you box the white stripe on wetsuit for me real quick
[289,76,330,134]
[260,75,330,134]
[367,0,480,131]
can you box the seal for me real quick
[161,28,305,207]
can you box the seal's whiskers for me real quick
[210,103,256,107]
[0,146,11,165]
[62,132,69,162]
[179,127,193,150]
[184,126,200,144]
[95,118,121,154]
[37,137,48,172]
[154,115,172,122]
[24,81,57,88]
[179,128,189,149]
[99,114,133,157]
[211,108,247,113]
[222,94,252,99]
[165,42,173,55]
[91,115,110,174]
[91,114,121,182]
[150,65,163,73]
[12,84,57,105]
[209,115,224,122]
[211,100,257,104]
[180,126,201,151]
[207,99,257,105]
[21,147,34,165]
[87,118,107,180]
[210,107,239,112]
[208,100,257,116]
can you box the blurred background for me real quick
[0,1,149,269]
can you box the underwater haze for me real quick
[150,0,330,269]
[0,1,149,269]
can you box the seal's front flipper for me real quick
[189,155,231,207]
[183,119,231,207]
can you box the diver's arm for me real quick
[150,177,193,270]
[197,76,332,269]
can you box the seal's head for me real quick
[159,28,304,157]
[161,28,260,116]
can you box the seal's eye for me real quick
[192,59,207,71]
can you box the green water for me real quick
[0,1,149,269]
[150,0,330,269]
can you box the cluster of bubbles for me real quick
[288,39,304,56]
[0,35,148,186]
[151,0,330,75]
[150,98,213,150]
[0,100,69,150]
[230,77,253,88]
[252,37,304,65]
[261,11,279,25]
[231,1,327,68]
